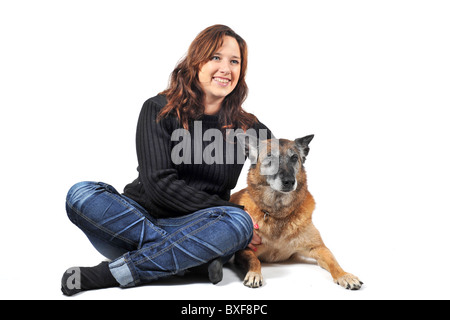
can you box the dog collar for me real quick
[262,210,270,221]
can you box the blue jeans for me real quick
[65,181,253,287]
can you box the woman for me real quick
[62,25,273,296]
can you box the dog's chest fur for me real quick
[230,188,316,263]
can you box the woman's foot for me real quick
[189,258,224,284]
[61,261,119,296]
[207,258,223,285]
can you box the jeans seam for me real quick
[124,254,140,287]
[102,191,167,237]
[110,253,140,287]
[155,208,217,226]
[66,199,138,247]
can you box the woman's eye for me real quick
[231,60,240,65]
[211,56,220,61]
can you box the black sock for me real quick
[61,261,120,296]
[207,258,223,285]
[189,258,223,285]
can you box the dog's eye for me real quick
[291,154,299,162]
[267,152,272,157]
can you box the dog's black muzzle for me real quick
[281,177,296,192]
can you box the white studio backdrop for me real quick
[1,0,449,300]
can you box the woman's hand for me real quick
[246,211,261,252]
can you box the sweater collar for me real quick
[200,113,219,123]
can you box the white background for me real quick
[1,0,449,300]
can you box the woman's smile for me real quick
[213,76,231,86]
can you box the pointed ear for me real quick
[236,133,259,165]
[294,134,314,162]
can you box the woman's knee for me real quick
[65,181,98,222]
[219,206,254,247]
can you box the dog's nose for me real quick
[282,178,295,189]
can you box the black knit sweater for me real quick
[123,95,272,218]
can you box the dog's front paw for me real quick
[243,271,263,288]
[334,273,363,290]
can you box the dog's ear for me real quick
[295,134,314,162]
[236,133,259,166]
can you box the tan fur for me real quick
[230,139,363,290]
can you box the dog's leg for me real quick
[235,249,263,288]
[302,224,363,290]
[308,245,363,290]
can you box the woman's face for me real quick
[198,36,241,105]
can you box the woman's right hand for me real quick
[246,211,261,252]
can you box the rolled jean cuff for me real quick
[109,254,137,288]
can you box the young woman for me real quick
[62,25,273,296]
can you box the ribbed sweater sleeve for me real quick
[133,98,244,217]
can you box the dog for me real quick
[230,134,363,290]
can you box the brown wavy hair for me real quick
[158,24,257,131]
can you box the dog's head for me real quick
[238,134,314,193]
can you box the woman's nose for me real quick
[219,61,231,75]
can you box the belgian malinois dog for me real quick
[230,135,363,290]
